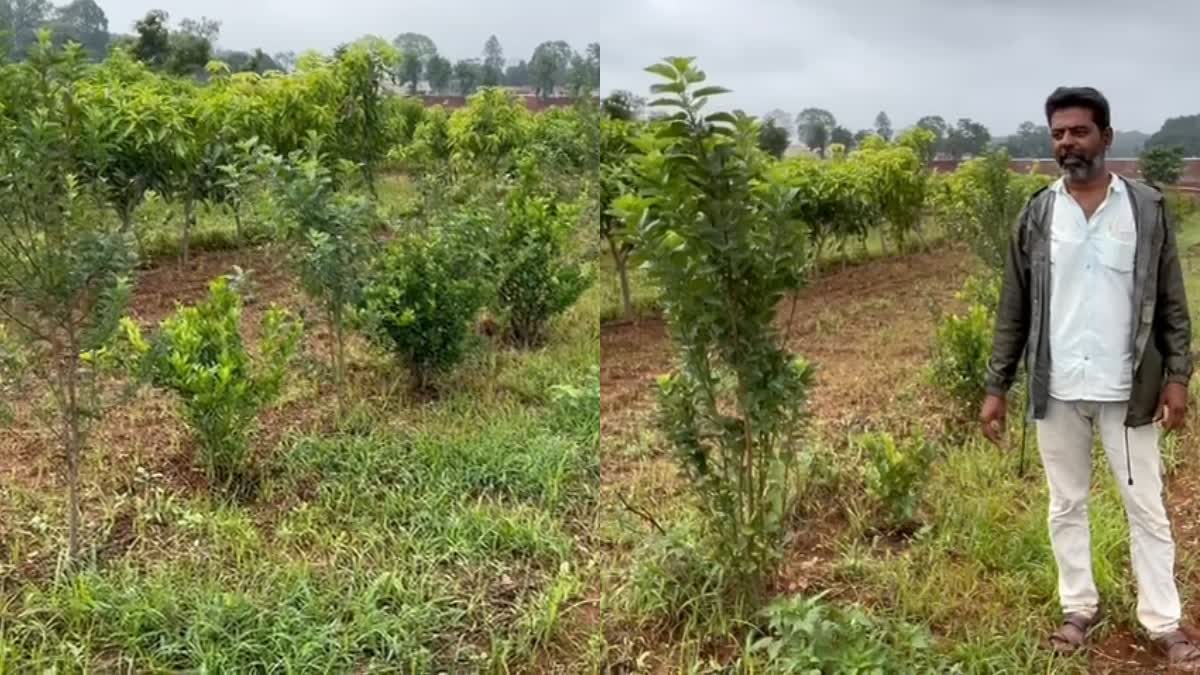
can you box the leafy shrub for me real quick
[745,593,934,674]
[273,154,375,416]
[386,95,427,146]
[856,432,936,529]
[928,149,1052,274]
[1166,189,1198,224]
[929,274,1000,425]
[495,165,592,347]
[528,105,597,172]
[359,211,493,390]
[393,106,451,169]
[447,88,530,166]
[123,277,302,491]
[616,59,814,595]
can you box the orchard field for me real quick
[594,58,1200,673]
[0,35,602,672]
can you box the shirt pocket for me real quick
[1097,235,1135,273]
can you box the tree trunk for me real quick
[606,236,633,320]
[331,304,345,420]
[182,197,195,267]
[118,204,133,234]
[363,163,378,201]
[63,344,82,563]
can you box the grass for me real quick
[0,171,601,673]
[595,210,1200,672]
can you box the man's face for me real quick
[1050,106,1111,182]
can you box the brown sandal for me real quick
[1156,630,1200,672]
[1048,609,1102,655]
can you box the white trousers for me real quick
[1035,398,1181,637]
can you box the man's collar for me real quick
[1053,171,1121,194]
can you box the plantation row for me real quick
[601,90,1055,320]
[0,33,597,258]
[0,36,598,565]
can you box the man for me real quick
[980,85,1198,668]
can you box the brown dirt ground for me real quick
[0,244,356,509]
[599,242,1200,673]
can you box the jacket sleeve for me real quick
[1155,198,1193,386]
[984,201,1033,397]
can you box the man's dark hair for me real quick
[1045,86,1111,130]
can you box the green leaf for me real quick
[650,82,688,95]
[705,112,737,126]
[644,63,678,80]
[692,86,731,98]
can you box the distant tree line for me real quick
[389,32,598,98]
[0,2,599,97]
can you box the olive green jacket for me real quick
[984,175,1193,427]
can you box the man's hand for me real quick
[1154,382,1189,432]
[980,394,1007,446]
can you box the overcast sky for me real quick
[598,0,1200,135]
[100,0,597,72]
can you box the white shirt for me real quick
[1048,172,1137,402]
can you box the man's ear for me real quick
[1103,127,1114,149]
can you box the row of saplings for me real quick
[97,157,591,500]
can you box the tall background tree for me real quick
[945,117,991,160]
[392,31,436,93]
[481,34,503,86]
[757,118,790,158]
[3,0,51,59]
[503,58,529,87]
[1001,120,1051,158]
[874,110,892,142]
[565,41,598,96]
[47,0,107,59]
[796,107,835,158]
[529,39,571,98]
[425,53,451,94]
[915,115,948,158]
[130,9,170,67]
[453,58,480,95]
[763,109,793,135]
[830,125,854,150]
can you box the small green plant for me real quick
[273,153,375,418]
[929,274,1000,426]
[856,432,936,530]
[495,158,592,347]
[930,308,993,424]
[359,211,493,391]
[744,592,934,674]
[123,277,302,492]
[1166,190,1198,224]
